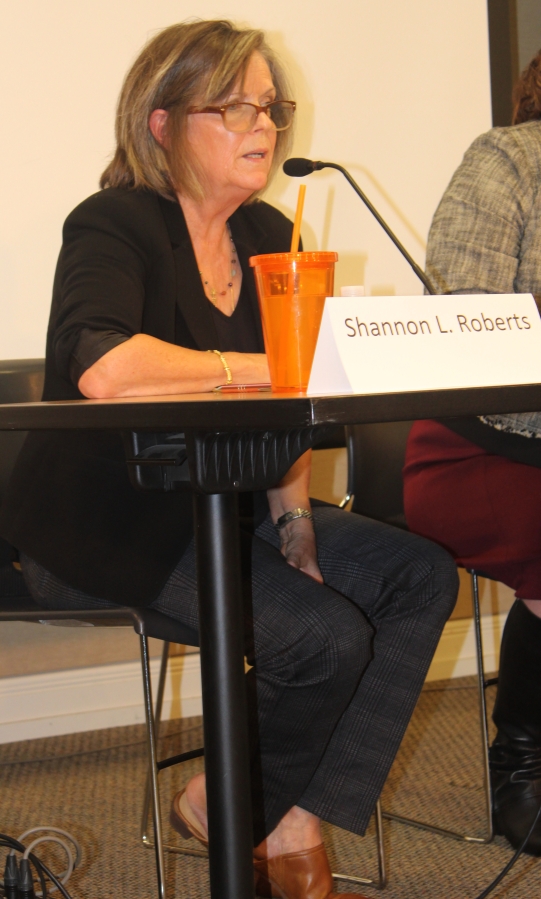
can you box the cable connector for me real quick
[3,853,18,899]
[18,857,35,898]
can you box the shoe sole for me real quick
[170,789,209,846]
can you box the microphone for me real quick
[282,157,435,295]
[283,158,325,177]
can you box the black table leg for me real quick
[194,491,255,899]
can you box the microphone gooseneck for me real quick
[282,157,435,294]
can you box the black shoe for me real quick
[490,725,541,856]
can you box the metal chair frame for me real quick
[0,604,172,898]
[339,422,499,845]
[140,641,388,890]
[382,570,496,844]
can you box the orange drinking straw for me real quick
[290,184,306,253]
[278,185,306,385]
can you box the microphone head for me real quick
[282,157,316,177]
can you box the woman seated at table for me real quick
[0,21,458,899]
[403,50,541,857]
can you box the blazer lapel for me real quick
[157,196,219,350]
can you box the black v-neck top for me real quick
[206,280,261,354]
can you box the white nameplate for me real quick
[307,294,541,395]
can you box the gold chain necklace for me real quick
[199,224,239,313]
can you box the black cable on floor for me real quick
[0,838,47,898]
[472,804,541,899]
[0,834,74,899]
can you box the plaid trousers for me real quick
[22,505,458,842]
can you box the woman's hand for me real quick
[267,449,323,584]
[278,516,323,583]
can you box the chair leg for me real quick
[141,641,170,848]
[471,570,494,842]
[382,570,495,844]
[140,643,208,861]
[375,799,387,889]
[140,634,167,899]
[338,426,356,509]
[331,799,387,890]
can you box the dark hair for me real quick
[100,19,294,201]
[512,48,541,125]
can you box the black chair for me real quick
[343,421,496,844]
[0,359,200,899]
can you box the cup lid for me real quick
[249,251,338,267]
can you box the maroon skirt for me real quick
[403,420,541,599]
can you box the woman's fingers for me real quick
[279,518,324,583]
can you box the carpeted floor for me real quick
[0,676,539,898]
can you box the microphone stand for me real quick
[309,160,436,295]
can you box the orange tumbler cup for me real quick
[249,251,338,392]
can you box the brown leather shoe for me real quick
[253,843,369,899]
[170,794,361,899]
[170,789,208,847]
[169,790,280,899]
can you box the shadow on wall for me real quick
[334,252,369,294]
[298,162,428,258]
[346,163,427,253]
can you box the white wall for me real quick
[0,0,492,359]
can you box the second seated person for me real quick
[0,21,458,899]
[403,50,541,858]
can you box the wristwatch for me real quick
[275,508,314,530]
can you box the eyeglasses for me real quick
[187,100,296,133]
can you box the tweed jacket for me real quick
[426,120,541,439]
[0,189,294,604]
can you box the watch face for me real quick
[276,508,313,529]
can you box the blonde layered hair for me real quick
[100,20,294,201]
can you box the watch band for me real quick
[275,508,314,530]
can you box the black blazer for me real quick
[0,189,295,604]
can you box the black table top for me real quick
[0,383,539,431]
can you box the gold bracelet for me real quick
[208,349,232,385]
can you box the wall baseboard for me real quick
[0,612,506,745]
[426,611,505,682]
[0,652,202,745]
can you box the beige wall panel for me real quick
[1,0,491,357]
